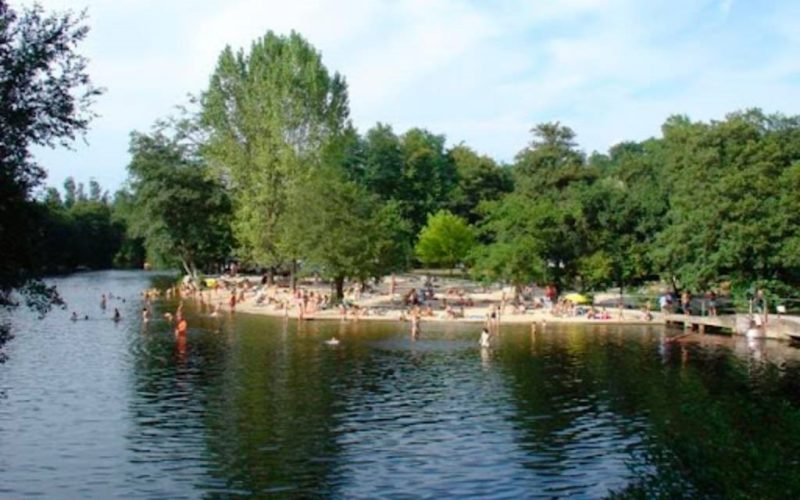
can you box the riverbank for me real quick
[184,273,659,326]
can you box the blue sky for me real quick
[19,0,800,193]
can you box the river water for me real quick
[2,271,800,498]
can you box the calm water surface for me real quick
[2,271,800,498]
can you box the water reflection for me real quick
[2,272,800,497]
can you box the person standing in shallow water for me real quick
[411,308,421,339]
[175,316,188,337]
[480,327,491,348]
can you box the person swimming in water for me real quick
[113,308,121,322]
[70,311,78,321]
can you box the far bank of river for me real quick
[170,273,800,341]
[184,273,659,326]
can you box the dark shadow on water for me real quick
[496,325,800,498]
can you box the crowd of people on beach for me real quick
[140,271,669,331]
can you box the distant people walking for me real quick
[706,291,717,316]
[681,291,691,315]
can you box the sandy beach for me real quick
[184,273,659,326]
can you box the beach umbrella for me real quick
[563,293,590,304]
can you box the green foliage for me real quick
[0,0,101,314]
[415,210,475,270]
[355,124,459,234]
[280,167,411,298]
[109,190,146,268]
[470,238,547,286]
[652,110,800,292]
[448,144,513,224]
[477,123,592,290]
[125,130,233,276]
[359,123,405,199]
[398,129,458,233]
[201,30,350,268]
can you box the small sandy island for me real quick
[176,273,660,327]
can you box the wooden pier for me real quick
[663,313,738,334]
[663,313,800,340]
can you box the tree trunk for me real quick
[267,266,274,286]
[334,275,345,302]
[290,260,298,291]
[181,258,199,287]
[670,275,679,296]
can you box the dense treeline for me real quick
[116,31,800,302]
[34,177,143,273]
[1,1,101,323]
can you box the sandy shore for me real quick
[184,273,660,327]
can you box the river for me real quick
[1,270,800,497]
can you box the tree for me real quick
[447,144,513,224]
[415,210,475,271]
[0,1,101,319]
[280,167,410,299]
[651,110,800,292]
[399,128,457,232]
[201,31,350,272]
[126,130,233,279]
[110,190,146,269]
[476,123,591,293]
[514,122,588,193]
[360,123,404,199]
[577,141,667,292]
[44,187,62,207]
[88,179,105,202]
[354,124,457,233]
[63,177,77,208]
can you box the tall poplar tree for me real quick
[200,31,350,272]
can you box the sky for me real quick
[17,0,800,193]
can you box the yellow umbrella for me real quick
[563,292,590,304]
